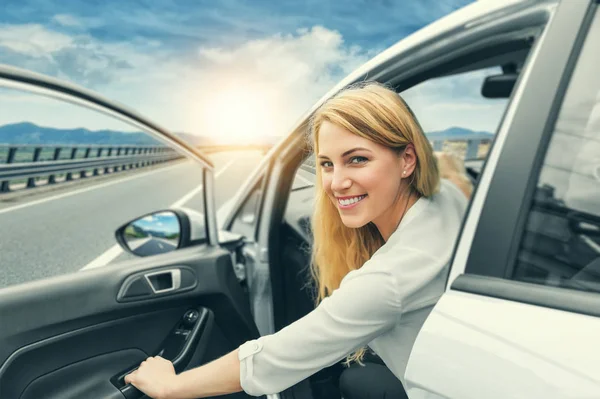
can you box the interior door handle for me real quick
[144,269,181,294]
[114,308,210,399]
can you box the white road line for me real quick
[295,171,314,186]
[215,159,235,178]
[171,183,204,208]
[81,245,124,270]
[81,158,236,270]
[0,163,184,216]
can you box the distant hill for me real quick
[0,122,489,147]
[0,122,280,147]
[425,127,494,141]
[0,122,160,146]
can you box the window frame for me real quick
[456,1,600,310]
[0,65,220,247]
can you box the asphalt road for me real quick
[128,237,178,256]
[0,151,267,288]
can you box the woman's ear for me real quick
[401,143,417,177]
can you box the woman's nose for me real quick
[330,168,352,192]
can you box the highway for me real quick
[0,151,275,288]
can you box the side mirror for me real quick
[481,73,518,98]
[115,210,192,257]
[116,208,246,257]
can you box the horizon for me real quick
[0,120,496,146]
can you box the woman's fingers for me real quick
[124,370,136,385]
[124,356,154,385]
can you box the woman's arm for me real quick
[124,349,242,399]
[125,267,403,398]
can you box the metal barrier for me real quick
[0,144,181,193]
[0,143,273,193]
[430,136,492,160]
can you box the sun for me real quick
[201,84,275,145]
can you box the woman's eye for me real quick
[320,161,333,168]
[350,156,368,164]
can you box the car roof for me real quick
[304,0,558,118]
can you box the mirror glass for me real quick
[123,211,181,256]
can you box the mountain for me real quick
[0,122,280,147]
[425,126,494,141]
[0,122,160,146]
[0,122,487,148]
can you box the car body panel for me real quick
[405,290,600,399]
[405,0,600,398]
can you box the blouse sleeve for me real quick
[237,266,403,396]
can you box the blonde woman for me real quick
[125,82,470,399]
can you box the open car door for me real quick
[0,66,259,399]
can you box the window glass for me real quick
[0,86,205,288]
[403,67,509,163]
[298,66,511,187]
[230,176,264,241]
[512,9,600,293]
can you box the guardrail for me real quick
[0,143,273,194]
[0,144,181,193]
[199,144,272,153]
[430,136,492,160]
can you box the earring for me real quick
[403,170,406,175]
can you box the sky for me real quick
[0,0,509,144]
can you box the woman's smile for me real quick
[337,194,368,209]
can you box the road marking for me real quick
[171,183,205,208]
[81,158,236,270]
[0,163,184,216]
[215,159,235,178]
[81,245,125,270]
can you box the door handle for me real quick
[114,308,210,399]
[144,269,181,294]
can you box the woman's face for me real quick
[317,121,412,230]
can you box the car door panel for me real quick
[20,349,145,399]
[0,244,259,399]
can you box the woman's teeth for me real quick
[339,195,367,206]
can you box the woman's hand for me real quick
[124,356,178,399]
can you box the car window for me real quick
[298,66,510,185]
[229,176,264,241]
[0,86,206,289]
[511,9,600,293]
[403,66,509,164]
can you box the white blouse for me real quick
[237,179,468,396]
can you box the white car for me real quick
[0,0,598,398]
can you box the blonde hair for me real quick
[307,82,439,365]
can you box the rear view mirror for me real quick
[481,74,518,98]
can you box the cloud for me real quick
[0,24,72,57]
[181,26,371,140]
[198,26,365,90]
[0,23,146,87]
[0,23,371,139]
[52,14,82,28]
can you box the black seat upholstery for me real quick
[339,352,408,399]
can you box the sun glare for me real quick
[201,85,275,145]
